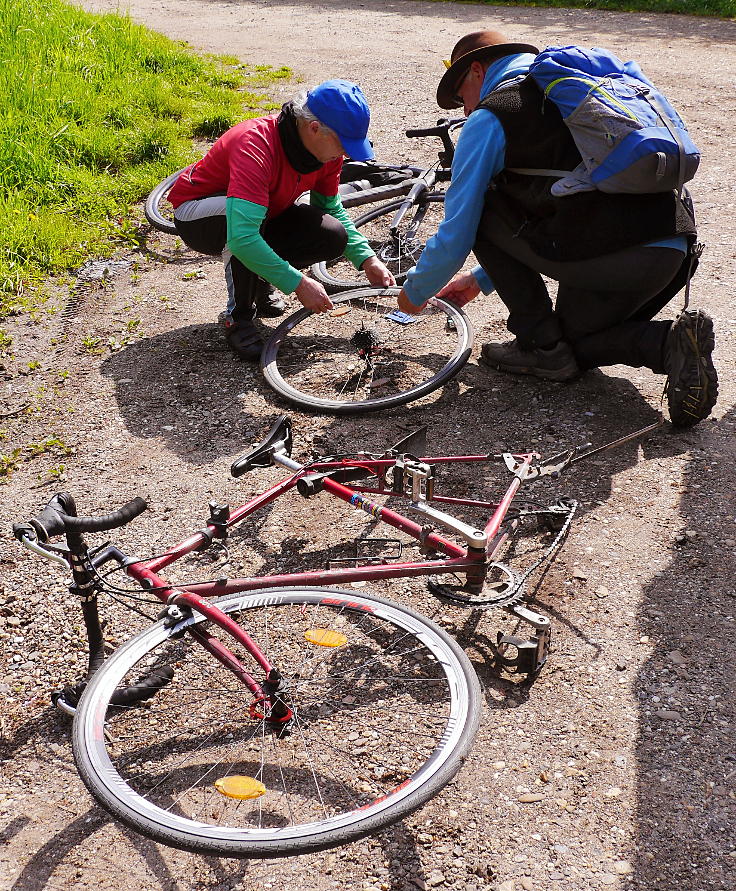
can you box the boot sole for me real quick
[666,310,718,427]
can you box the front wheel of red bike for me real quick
[72,587,480,859]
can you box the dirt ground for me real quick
[1,2,735,889]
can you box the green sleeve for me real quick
[310,192,375,269]
[225,197,303,294]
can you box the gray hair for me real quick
[291,89,338,139]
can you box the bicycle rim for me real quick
[261,288,473,414]
[144,169,184,235]
[311,193,445,291]
[72,587,480,858]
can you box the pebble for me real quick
[613,860,633,874]
[667,650,687,665]
[427,870,445,887]
[520,880,535,891]
[518,793,545,803]
[654,709,682,721]
[497,882,515,891]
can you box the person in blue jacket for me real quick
[396,30,717,427]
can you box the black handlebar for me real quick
[13,492,147,543]
[404,118,466,140]
[405,118,466,169]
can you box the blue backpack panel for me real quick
[518,46,700,196]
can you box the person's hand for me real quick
[294,276,334,313]
[436,272,481,307]
[361,256,396,288]
[397,288,426,315]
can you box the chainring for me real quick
[427,562,524,609]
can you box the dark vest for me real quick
[477,77,696,261]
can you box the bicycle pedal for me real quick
[492,629,551,676]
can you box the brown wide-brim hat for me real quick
[437,30,539,109]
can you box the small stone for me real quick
[518,793,545,803]
[427,870,445,887]
[599,875,616,886]
[520,880,535,891]
[497,882,515,891]
[613,860,633,875]
[605,787,622,798]
[572,569,587,580]
[667,650,687,665]
[595,586,609,598]
[655,709,682,721]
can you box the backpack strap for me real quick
[638,89,688,199]
[681,241,704,312]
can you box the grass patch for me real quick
[0,0,291,321]
[466,0,734,15]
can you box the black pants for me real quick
[473,208,687,373]
[174,201,347,324]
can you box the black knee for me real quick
[320,213,348,260]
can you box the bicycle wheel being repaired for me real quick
[72,587,480,859]
[261,287,473,414]
[311,193,445,292]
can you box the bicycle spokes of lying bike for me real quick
[13,413,662,859]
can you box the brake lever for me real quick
[17,531,71,567]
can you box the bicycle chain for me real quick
[428,498,578,610]
[428,562,524,609]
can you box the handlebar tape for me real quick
[15,493,148,542]
[109,665,174,707]
[405,125,449,138]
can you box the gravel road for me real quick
[1,2,735,890]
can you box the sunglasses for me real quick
[451,68,470,106]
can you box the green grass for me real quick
[469,0,734,15]
[0,0,290,322]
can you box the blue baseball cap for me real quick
[306,80,374,161]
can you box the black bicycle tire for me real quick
[339,178,419,209]
[311,192,445,292]
[144,168,186,234]
[72,587,480,859]
[260,287,473,414]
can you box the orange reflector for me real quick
[214,776,266,800]
[330,305,351,317]
[304,628,348,648]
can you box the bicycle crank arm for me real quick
[409,500,487,549]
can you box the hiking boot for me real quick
[664,309,718,427]
[225,321,264,362]
[255,288,287,318]
[480,339,579,382]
